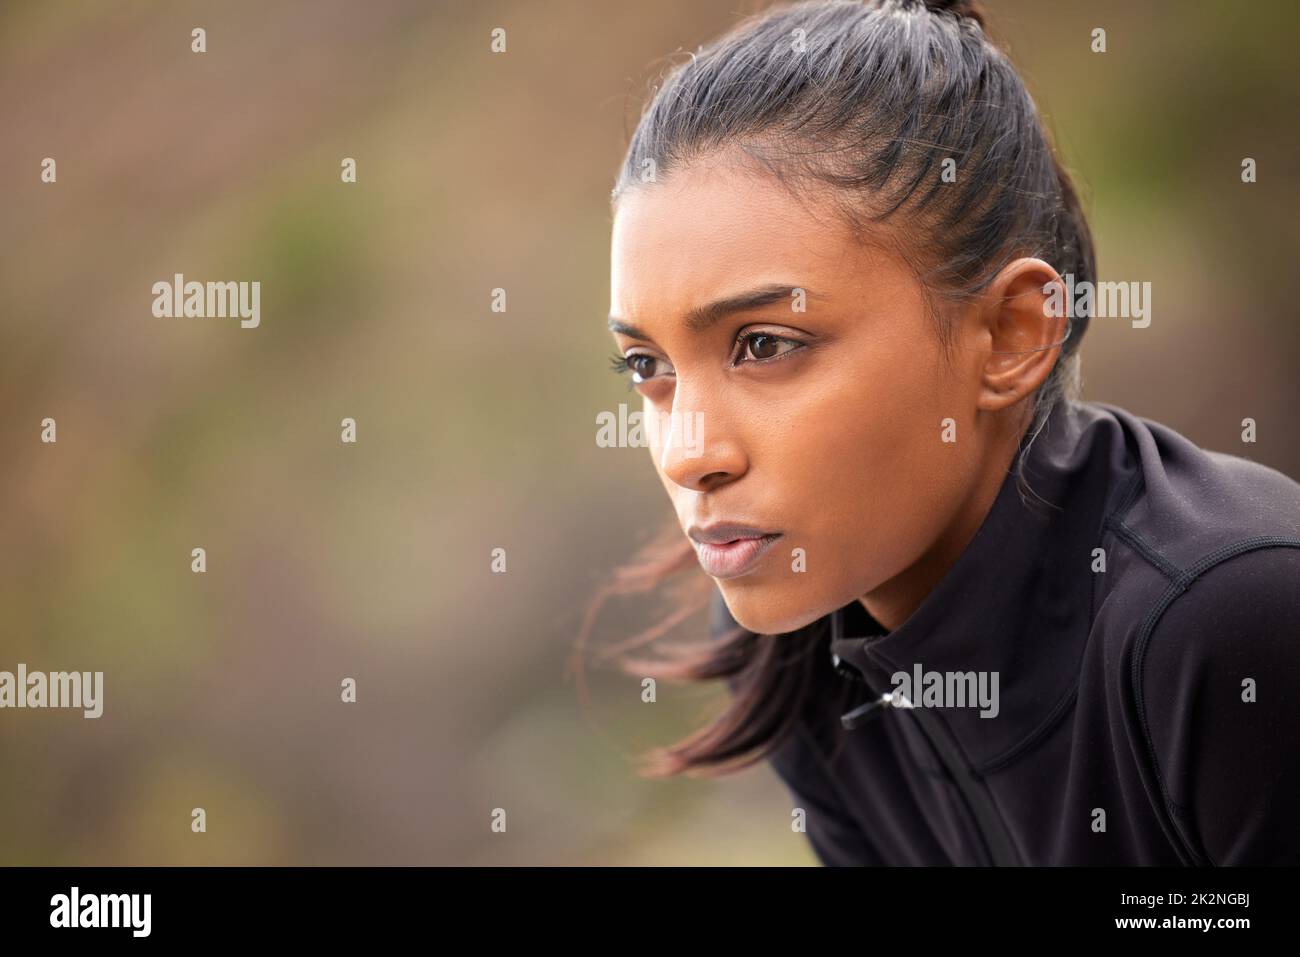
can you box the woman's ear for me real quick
[975,257,1069,412]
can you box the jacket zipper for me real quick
[840,651,1022,866]
[839,689,894,729]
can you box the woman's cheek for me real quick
[802,381,951,573]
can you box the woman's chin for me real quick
[717,587,831,636]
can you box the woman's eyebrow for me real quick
[608,283,818,340]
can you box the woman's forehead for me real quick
[610,166,879,319]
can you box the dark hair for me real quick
[576,0,1096,777]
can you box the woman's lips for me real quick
[693,533,782,579]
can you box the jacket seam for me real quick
[974,683,1078,776]
[1108,519,1182,580]
[1128,535,1300,867]
[1109,469,1146,525]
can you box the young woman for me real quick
[591,0,1300,865]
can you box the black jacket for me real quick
[710,399,1300,865]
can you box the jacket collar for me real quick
[828,400,1126,772]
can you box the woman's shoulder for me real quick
[1130,543,1300,863]
[1068,402,1300,863]
[1072,399,1300,561]
[1072,398,1300,667]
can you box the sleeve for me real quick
[708,588,886,866]
[1139,545,1300,865]
[765,720,888,866]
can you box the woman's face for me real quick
[608,157,1000,636]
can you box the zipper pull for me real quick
[840,692,896,730]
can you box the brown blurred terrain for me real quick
[1,0,1296,864]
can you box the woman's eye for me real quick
[627,354,660,379]
[737,333,802,364]
[610,351,673,384]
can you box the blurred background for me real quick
[1,0,1296,865]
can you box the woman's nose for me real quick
[652,400,747,493]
